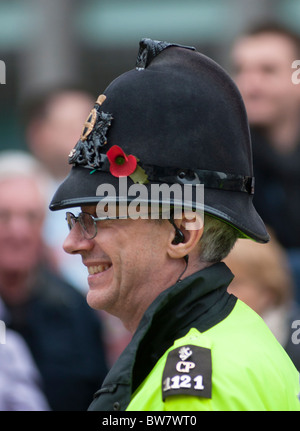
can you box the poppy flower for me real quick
[107,145,137,177]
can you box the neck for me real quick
[122,257,210,334]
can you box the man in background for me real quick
[0,151,108,410]
[23,87,94,291]
[231,23,300,301]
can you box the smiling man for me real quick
[63,207,204,334]
[50,39,300,411]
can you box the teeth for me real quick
[88,264,110,275]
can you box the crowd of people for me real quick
[0,21,299,410]
[0,89,129,410]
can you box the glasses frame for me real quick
[66,206,183,240]
[65,211,108,240]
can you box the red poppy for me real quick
[107,145,137,177]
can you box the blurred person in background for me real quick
[22,86,131,366]
[0,297,50,411]
[23,86,94,291]
[231,22,300,303]
[225,234,300,371]
[23,86,94,181]
[0,151,108,410]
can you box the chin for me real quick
[86,290,100,310]
[86,288,113,313]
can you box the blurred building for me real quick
[0,0,299,151]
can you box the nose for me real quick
[63,222,94,255]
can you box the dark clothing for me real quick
[251,127,300,249]
[251,127,300,302]
[4,266,108,411]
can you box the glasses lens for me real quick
[79,213,97,239]
[66,212,75,231]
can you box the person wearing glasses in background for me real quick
[50,39,300,411]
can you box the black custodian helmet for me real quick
[50,38,269,243]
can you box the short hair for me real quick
[245,21,300,58]
[199,214,239,263]
[20,84,94,128]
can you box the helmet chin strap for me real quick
[168,217,189,282]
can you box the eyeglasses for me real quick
[65,207,184,239]
[65,212,105,240]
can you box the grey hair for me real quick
[0,150,52,208]
[199,214,239,263]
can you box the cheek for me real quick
[97,220,169,280]
[110,241,158,288]
[125,240,168,280]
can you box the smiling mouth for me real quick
[88,264,111,275]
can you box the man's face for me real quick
[0,177,45,273]
[63,206,176,327]
[231,33,300,127]
[28,91,93,176]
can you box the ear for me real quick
[167,212,204,260]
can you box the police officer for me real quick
[50,39,300,411]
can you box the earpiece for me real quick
[169,217,185,244]
[172,228,185,245]
[168,217,189,282]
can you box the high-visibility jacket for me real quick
[127,300,300,411]
[88,263,300,411]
